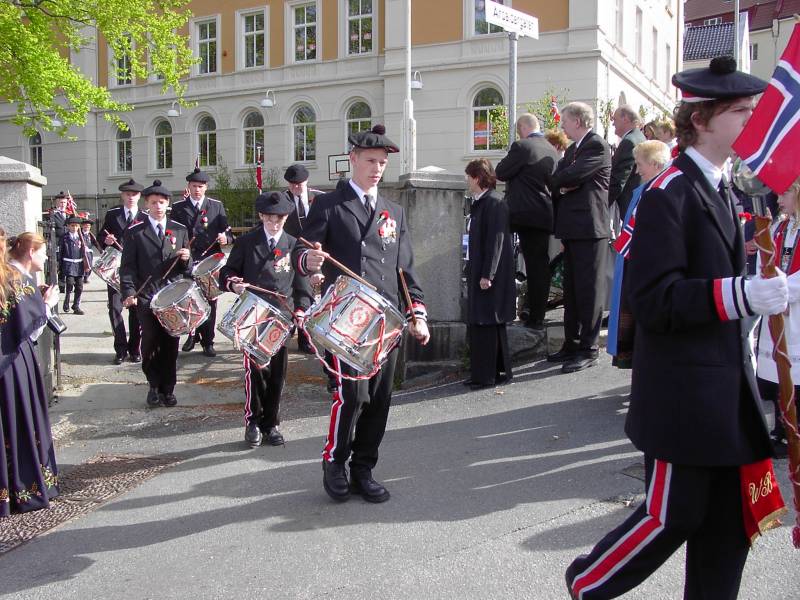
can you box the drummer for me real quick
[294,124,430,503]
[119,180,191,408]
[171,168,233,358]
[219,192,313,448]
[100,179,145,365]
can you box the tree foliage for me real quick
[0,0,195,135]
[488,87,571,148]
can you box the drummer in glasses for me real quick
[119,180,191,408]
[294,124,430,504]
[219,192,313,448]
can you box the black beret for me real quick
[118,178,144,192]
[348,123,399,153]
[142,179,171,199]
[81,217,94,225]
[186,167,210,183]
[66,215,82,225]
[284,163,309,183]
[672,56,768,102]
[55,191,67,199]
[255,191,294,215]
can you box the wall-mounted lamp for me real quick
[167,101,182,118]
[51,118,63,128]
[410,71,423,90]
[260,90,277,108]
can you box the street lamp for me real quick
[410,71,424,90]
[167,101,182,118]
[260,90,277,109]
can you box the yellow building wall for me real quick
[412,1,463,45]
[514,0,569,32]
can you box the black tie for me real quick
[297,196,306,219]
[125,211,132,226]
[364,194,374,221]
[157,223,164,241]
[269,237,276,252]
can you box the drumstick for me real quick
[298,237,377,291]
[130,275,152,301]
[200,227,232,257]
[242,283,287,300]
[398,268,417,326]
[102,229,123,251]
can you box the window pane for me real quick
[199,116,216,132]
[244,111,264,128]
[473,88,503,107]
[156,120,172,136]
[347,101,371,120]
[475,0,504,35]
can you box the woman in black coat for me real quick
[464,159,516,389]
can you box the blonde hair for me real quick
[783,178,800,221]
[633,140,671,171]
[0,228,21,306]
[545,128,569,152]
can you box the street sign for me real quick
[485,0,539,39]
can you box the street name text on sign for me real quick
[485,0,539,39]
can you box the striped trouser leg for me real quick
[321,356,367,464]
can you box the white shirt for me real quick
[293,192,309,217]
[349,180,378,211]
[262,227,283,249]
[191,197,204,212]
[685,146,731,190]
[148,215,168,237]
[124,207,138,222]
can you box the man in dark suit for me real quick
[548,102,612,373]
[60,215,88,314]
[495,113,559,331]
[609,105,646,220]
[120,180,192,408]
[294,124,430,504]
[50,192,69,292]
[566,57,787,600]
[100,178,144,364]
[219,192,314,448]
[171,168,233,357]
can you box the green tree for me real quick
[488,87,570,148]
[1,0,195,135]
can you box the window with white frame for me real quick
[750,43,759,61]
[243,11,266,68]
[29,132,42,172]
[293,105,316,162]
[155,120,173,171]
[615,0,624,46]
[347,0,374,55]
[346,101,372,144]
[112,34,133,86]
[243,111,264,165]
[116,126,132,173]
[704,17,722,26]
[293,2,318,62]
[198,116,217,167]
[665,43,672,89]
[472,87,504,151]
[652,27,658,79]
[635,7,643,66]
[474,0,506,35]
[197,19,218,74]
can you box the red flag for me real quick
[65,191,77,215]
[256,147,263,194]
[550,96,561,124]
[732,23,800,195]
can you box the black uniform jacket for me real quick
[625,152,772,466]
[219,227,313,313]
[466,190,516,325]
[50,210,66,242]
[609,128,646,210]
[551,131,612,240]
[170,197,232,261]
[495,133,559,232]
[283,189,320,239]
[292,183,424,312]
[119,220,191,305]
[100,206,145,250]
[60,233,88,278]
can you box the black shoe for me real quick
[496,374,513,385]
[562,355,598,374]
[462,379,476,386]
[322,461,351,502]
[350,470,391,503]
[162,393,177,407]
[202,344,217,357]
[128,353,142,363]
[146,387,161,407]
[245,423,262,448]
[469,382,495,391]
[113,353,125,365]
[72,307,84,315]
[62,304,70,313]
[547,347,577,363]
[264,426,284,446]
[182,336,196,352]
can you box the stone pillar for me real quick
[0,156,47,234]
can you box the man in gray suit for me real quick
[609,105,646,219]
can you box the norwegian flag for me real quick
[550,96,561,124]
[65,191,78,215]
[612,215,636,257]
[732,23,800,195]
[256,146,263,194]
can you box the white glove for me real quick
[744,271,788,315]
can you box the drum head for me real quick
[193,253,226,277]
[152,278,194,308]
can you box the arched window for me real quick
[155,120,172,170]
[243,111,264,165]
[346,101,372,144]
[293,105,316,162]
[29,132,42,171]
[198,116,217,167]
[116,125,132,173]
[472,87,504,151]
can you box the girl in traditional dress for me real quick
[756,178,800,458]
[0,230,60,516]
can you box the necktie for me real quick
[157,223,164,241]
[269,237,276,252]
[297,196,306,219]
[364,194,374,220]
[125,211,132,226]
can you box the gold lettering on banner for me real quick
[749,472,774,504]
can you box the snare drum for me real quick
[217,290,292,366]
[92,247,122,292]
[192,253,227,301]
[150,279,211,337]
[304,275,407,374]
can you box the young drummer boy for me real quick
[60,215,87,314]
[219,192,313,448]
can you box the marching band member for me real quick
[294,124,430,504]
[119,180,191,408]
[60,215,86,314]
[80,215,100,283]
[171,168,232,358]
[100,179,144,365]
[566,57,787,600]
[49,192,69,292]
[219,192,313,448]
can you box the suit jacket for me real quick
[119,219,191,305]
[50,210,67,243]
[291,183,425,312]
[170,196,232,261]
[100,206,145,250]
[219,227,313,313]
[495,133,559,232]
[283,189,321,239]
[624,152,772,466]
[609,128,646,216]
[60,233,88,278]
[551,131,612,240]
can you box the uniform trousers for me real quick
[108,286,141,357]
[562,238,607,352]
[566,457,749,600]
[468,324,511,385]
[63,275,83,309]
[136,304,179,394]
[192,299,217,346]
[243,346,288,429]
[321,350,398,474]
[516,227,552,325]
